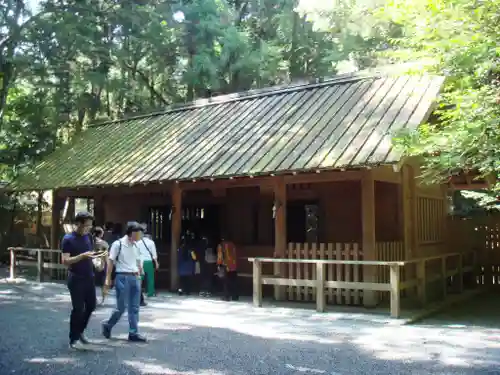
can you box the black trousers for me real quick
[179,275,192,295]
[223,271,239,300]
[67,274,96,341]
[201,263,216,293]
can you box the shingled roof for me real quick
[10,72,445,190]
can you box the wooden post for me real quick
[390,264,401,318]
[93,194,105,225]
[66,197,75,220]
[401,164,418,301]
[442,256,447,298]
[9,248,16,279]
[316,262,326,312]
[401,164,418,260]
[416,259,427,306]
[253,259,262,307]
[37,250,43,282]
[50,191,63,280]
[361,169,377,307]
[273,177,287,301]
[170,184,182,291]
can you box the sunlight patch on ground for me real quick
[352,325,500,367]
[139,320,192,331]
[25,357,77,364]
[0,277,29,284]
[7,279,500,370]
[0,293,23,301]
[123,360,225,375]
[143,306,342,344]
[285,364,342,374]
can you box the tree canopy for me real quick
[0,0,498,194]
[0,0,388,182]
[383,0,499,190]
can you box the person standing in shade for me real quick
[102,222,117,245]
[202,239,217,296]
[61,212,100,349]
[177,234,196,295]
[102,222,146,342]
[217,236,239,301]
[137,223,159,306]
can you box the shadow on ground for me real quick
[1,280,500,375]
[422,290,500,329]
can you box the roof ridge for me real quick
[89,70,379,128]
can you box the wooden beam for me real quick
[53,170,365,197]
[50,191,63,249]
[284,170,362,184]
[181,170,363,191]
[449,183,491,190]
[93,195,105,224]
[252,260,263,307]
[211,188,226,198]
[372,165,401,184]
[50,192,65,280]
[390,264,401,318]
[361,169,378,307]
[273,176,287,301]
[170,184,182,291]
[401,165,418,259]
[57,182,172,198]
[64,197,75,222]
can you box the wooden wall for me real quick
[415,179,448,258]
[98,179,404,251]
[57,166,453,292]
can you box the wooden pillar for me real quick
[401,165,417,259]
[50,191,62,249]
[361,169,377,307]
[50,191,64,280]
[170,184,182,291]
[65,197,75,222]
[93,194,105,225]
[273,177,287,300]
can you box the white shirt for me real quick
[109,236,141,273]
[205,247,216,264]
[136,237,158,262]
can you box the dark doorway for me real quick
[182,204,221,242]
[287,200,320,243]
[147,204,222,244]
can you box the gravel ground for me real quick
[0,280,500,375]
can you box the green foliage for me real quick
[384,0,500,189]
[1,0,385,183]
[452,190,500,216]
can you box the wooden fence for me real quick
[249,251,477,318]
[447,215,500,285]
[281,242,404,305]
[8,247,64,281]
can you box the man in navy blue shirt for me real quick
[61,212,98,349]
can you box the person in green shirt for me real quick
[137,223,159,306]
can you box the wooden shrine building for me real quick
[9,71,462,307]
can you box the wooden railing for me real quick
[248,251,477,318]
[8,247,64,281]
[282,242,405,304]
